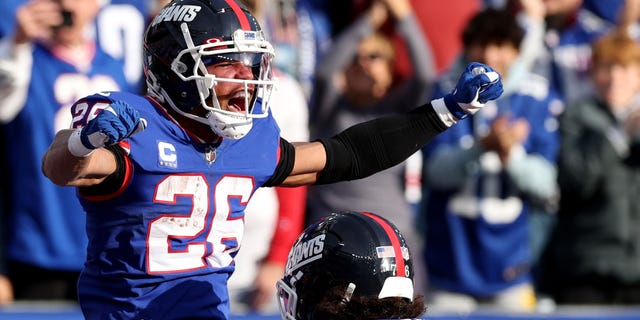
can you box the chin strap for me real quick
[205,109,253,140]
[145,71,166,104]
[342,283,356,303]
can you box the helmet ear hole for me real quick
[172,61,188,74]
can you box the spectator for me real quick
[394,0,482,75]
[0,0,151,90]
[544,31,640,305]
[511,0,632,106]
[420,8,562,312]
[277,211,425,320]
[306,0,436,297]
[0,0,132,301]
[238,0,331,102]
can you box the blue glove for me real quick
[68,101,146,157]
[443,62,503,120]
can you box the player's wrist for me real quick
[431,97,459,127]
[443,94,468,120]
[68,128,95,157]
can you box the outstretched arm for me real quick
[275,100,446,187]
[270,62,504,187]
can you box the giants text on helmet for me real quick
[150,5,201,27]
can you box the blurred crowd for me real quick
[1,0,640,315]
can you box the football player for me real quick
[277,211,425,320]
[41,0,503,318]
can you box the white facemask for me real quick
[205,110,254,140]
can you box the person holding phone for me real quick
[0,0,134,301]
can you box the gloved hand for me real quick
[68,100,147,157]
[443,62,503,120]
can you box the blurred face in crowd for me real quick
[465,42,519,79]
[591,61,640,112]
[53,0,100,45]
[591,34,640,112]
[344,34,394,105]
[543,0,583,16]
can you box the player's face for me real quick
[466,42,519,79]
[543,0,582,16]
[206,61,256,113]
[345,37,393,102]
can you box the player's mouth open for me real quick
[227,94,247,113]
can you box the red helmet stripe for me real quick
[362,212,406,277]
[224,0,251,30]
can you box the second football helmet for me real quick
[276,211,415,320]
[143,0,276,139]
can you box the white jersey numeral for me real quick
[147,174,254,273]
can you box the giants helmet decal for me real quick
[143,0,276,139]
[277,211,414,320]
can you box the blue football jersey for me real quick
[422,72,561,296]
[70,92,281,319]
[3,43,128,271]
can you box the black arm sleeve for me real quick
[78,145,127,197]
[263,138,296,187]
[315,102,448,185]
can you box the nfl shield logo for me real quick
[205,147,217,164]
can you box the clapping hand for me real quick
[481,115,530,164]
